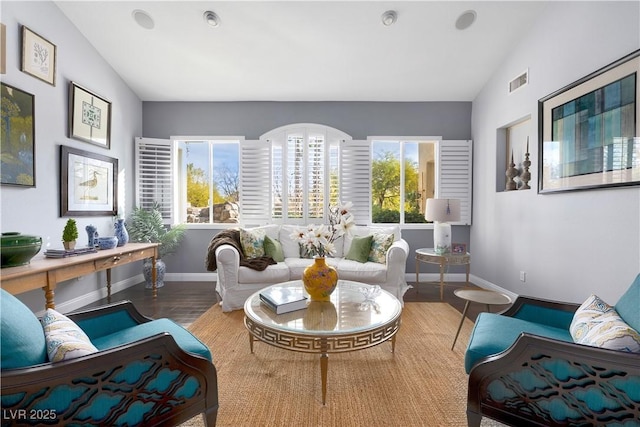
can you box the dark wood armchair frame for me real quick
[1,301,218,427]
[467,296,640,427]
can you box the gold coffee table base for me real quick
[244,280,402,405]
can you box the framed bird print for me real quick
[60,145,118,216]
[69,82,111,148]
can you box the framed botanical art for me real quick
[69,82,111,149]
[60,145,118,216]
[538,49,640,193]
[1,83,35,187]
[21,25,56,86]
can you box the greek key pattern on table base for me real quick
[244,316,401,353]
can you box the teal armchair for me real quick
[465,275,640,427]
[1,289,218,426]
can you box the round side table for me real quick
[451,289,512,350]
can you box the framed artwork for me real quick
[538,50,640,193]
[21,25,56,86]
[69,82,111,148]
[1,23,6,74]
[1,83,35,187]
[60,145,118,216]
[451,243,467,255]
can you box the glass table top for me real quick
[244,280,402,336]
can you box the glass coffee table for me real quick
[244,279,402,405]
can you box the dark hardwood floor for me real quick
[80,280,511,328]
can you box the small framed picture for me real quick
[451,243,467,255]
[60,145,118,216]
[69,82,111,149]
[21,26,56,86]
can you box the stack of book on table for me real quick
[260,287,308,314]
[44,247,97,258]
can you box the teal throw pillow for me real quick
[264,235,285,262]
[345,235,373,263]
[0,289,48,369]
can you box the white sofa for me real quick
[213,224,410,311]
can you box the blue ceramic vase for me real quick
[114,218,129,247]
[143,258,166,288]
[86,224,98,248]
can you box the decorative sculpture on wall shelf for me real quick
[520,138,531,190]
[505,151,519,191]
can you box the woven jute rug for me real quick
[181,302,501,427]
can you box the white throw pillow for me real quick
[41,309,98,362]
[570,294,640,353]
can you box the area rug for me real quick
[181,302,498,427]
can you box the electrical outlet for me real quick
[519,271,526,282]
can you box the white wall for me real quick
[471,1,640,304]
[0,1,143,312]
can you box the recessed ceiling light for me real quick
[203,11,220,28]
[381,10,397,27]
[455,10,476,30]
[132,9,154,30]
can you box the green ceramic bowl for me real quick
[1,232,42,268]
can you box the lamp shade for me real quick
[425,199,461,223]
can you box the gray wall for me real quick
[1,1,143,312]
[471,1,640,304]
[143,102,473,275]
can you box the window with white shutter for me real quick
[437,140,473,225]
[264,124,348,224]
[135,137,174,224]
[340,140,371,225]
[240,140,271,226]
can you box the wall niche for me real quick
[496,116,532,192]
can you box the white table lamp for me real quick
[425,198,461,255]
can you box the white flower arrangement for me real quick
[291,200,355,257]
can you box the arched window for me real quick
[261,124,351,224]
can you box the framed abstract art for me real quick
[1,83,35,187]
[538,50,640,193]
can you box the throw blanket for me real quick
[205,229,276,272]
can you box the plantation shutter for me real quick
[240,140,271,226]
[437,140,473,225]
[135,137,175,225]
[339,140,371,225]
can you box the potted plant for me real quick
[62,219,79,250]
[127,203,186,288]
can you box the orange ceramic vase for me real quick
[302,257,338,301]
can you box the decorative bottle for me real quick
[114,218,129,247]
[86,224,98,248]
[302,257,338,302]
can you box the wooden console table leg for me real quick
[43,285,56,309]
[152,256,157,298]
[106,268,112,303]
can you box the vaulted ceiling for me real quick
[55,1,547,102]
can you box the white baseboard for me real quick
[38,274,144,317]
[165,272,216,282]
[406,273,519,301]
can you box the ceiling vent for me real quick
[508,69,528,94]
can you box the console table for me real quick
[0,242,159,309]
[415,248,470,301]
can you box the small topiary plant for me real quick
[62,218,79,243]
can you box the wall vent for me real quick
[508,69,529,94]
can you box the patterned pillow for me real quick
[41,309,98,362]
[239,227,266,259]
[569,294,640,353]
[368,233,394,264]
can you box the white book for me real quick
[259,287,308,314]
